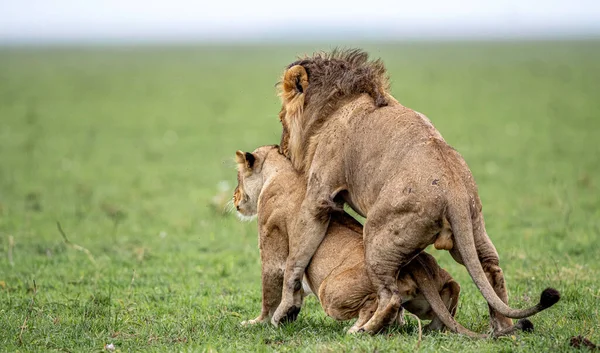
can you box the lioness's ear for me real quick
[244,152,255,169]
[235,150,256,170]
[235,150,246,165]
[282,65,308,100]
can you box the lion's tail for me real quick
[446,183,560,319]
[413,258,534,338]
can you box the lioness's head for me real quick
[233,145,278,221]
[277,49,390,171]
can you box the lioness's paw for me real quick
[241,318,263,326]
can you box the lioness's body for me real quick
[235,146,533,338]
[272,50,559,333]
[312,222,458,330]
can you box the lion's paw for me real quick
[272,304,300,326]
[347,325,365,334]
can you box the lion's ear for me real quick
[235,150,255,170]
[282,65,308,100]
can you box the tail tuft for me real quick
[539,288,561,308]
[517,318,534,333]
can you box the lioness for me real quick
[272,49,560,333]
[234,145,533,338]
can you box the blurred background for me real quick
[2,0,600,43]
[1,1,599,351]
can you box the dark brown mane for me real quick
[288,48,390,113]
[283,49,390,171]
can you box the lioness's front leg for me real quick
[271,169,343,326]
[242,270,285,326]
[243,227,288,326]
[241,313,269,326]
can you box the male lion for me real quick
[272,49,559,333]
[233,145,533,337]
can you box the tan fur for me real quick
[235,147,532,338]
[272,49,557,333]
[236,148,454,331]
[278,65,308,171]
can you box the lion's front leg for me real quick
[271,199,331,326]
[271,177,341,325]
[271,141,346,327]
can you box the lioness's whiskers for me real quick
[224,199,235,214]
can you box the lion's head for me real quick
[277,48,391,172]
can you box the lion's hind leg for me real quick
[448,218,513,332]
[360,210,438,334]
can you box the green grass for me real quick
[1,41,599,352]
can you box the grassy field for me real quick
[0,41,599,352]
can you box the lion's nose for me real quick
[236,205,240,211]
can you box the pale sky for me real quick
[1,0,599,43]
